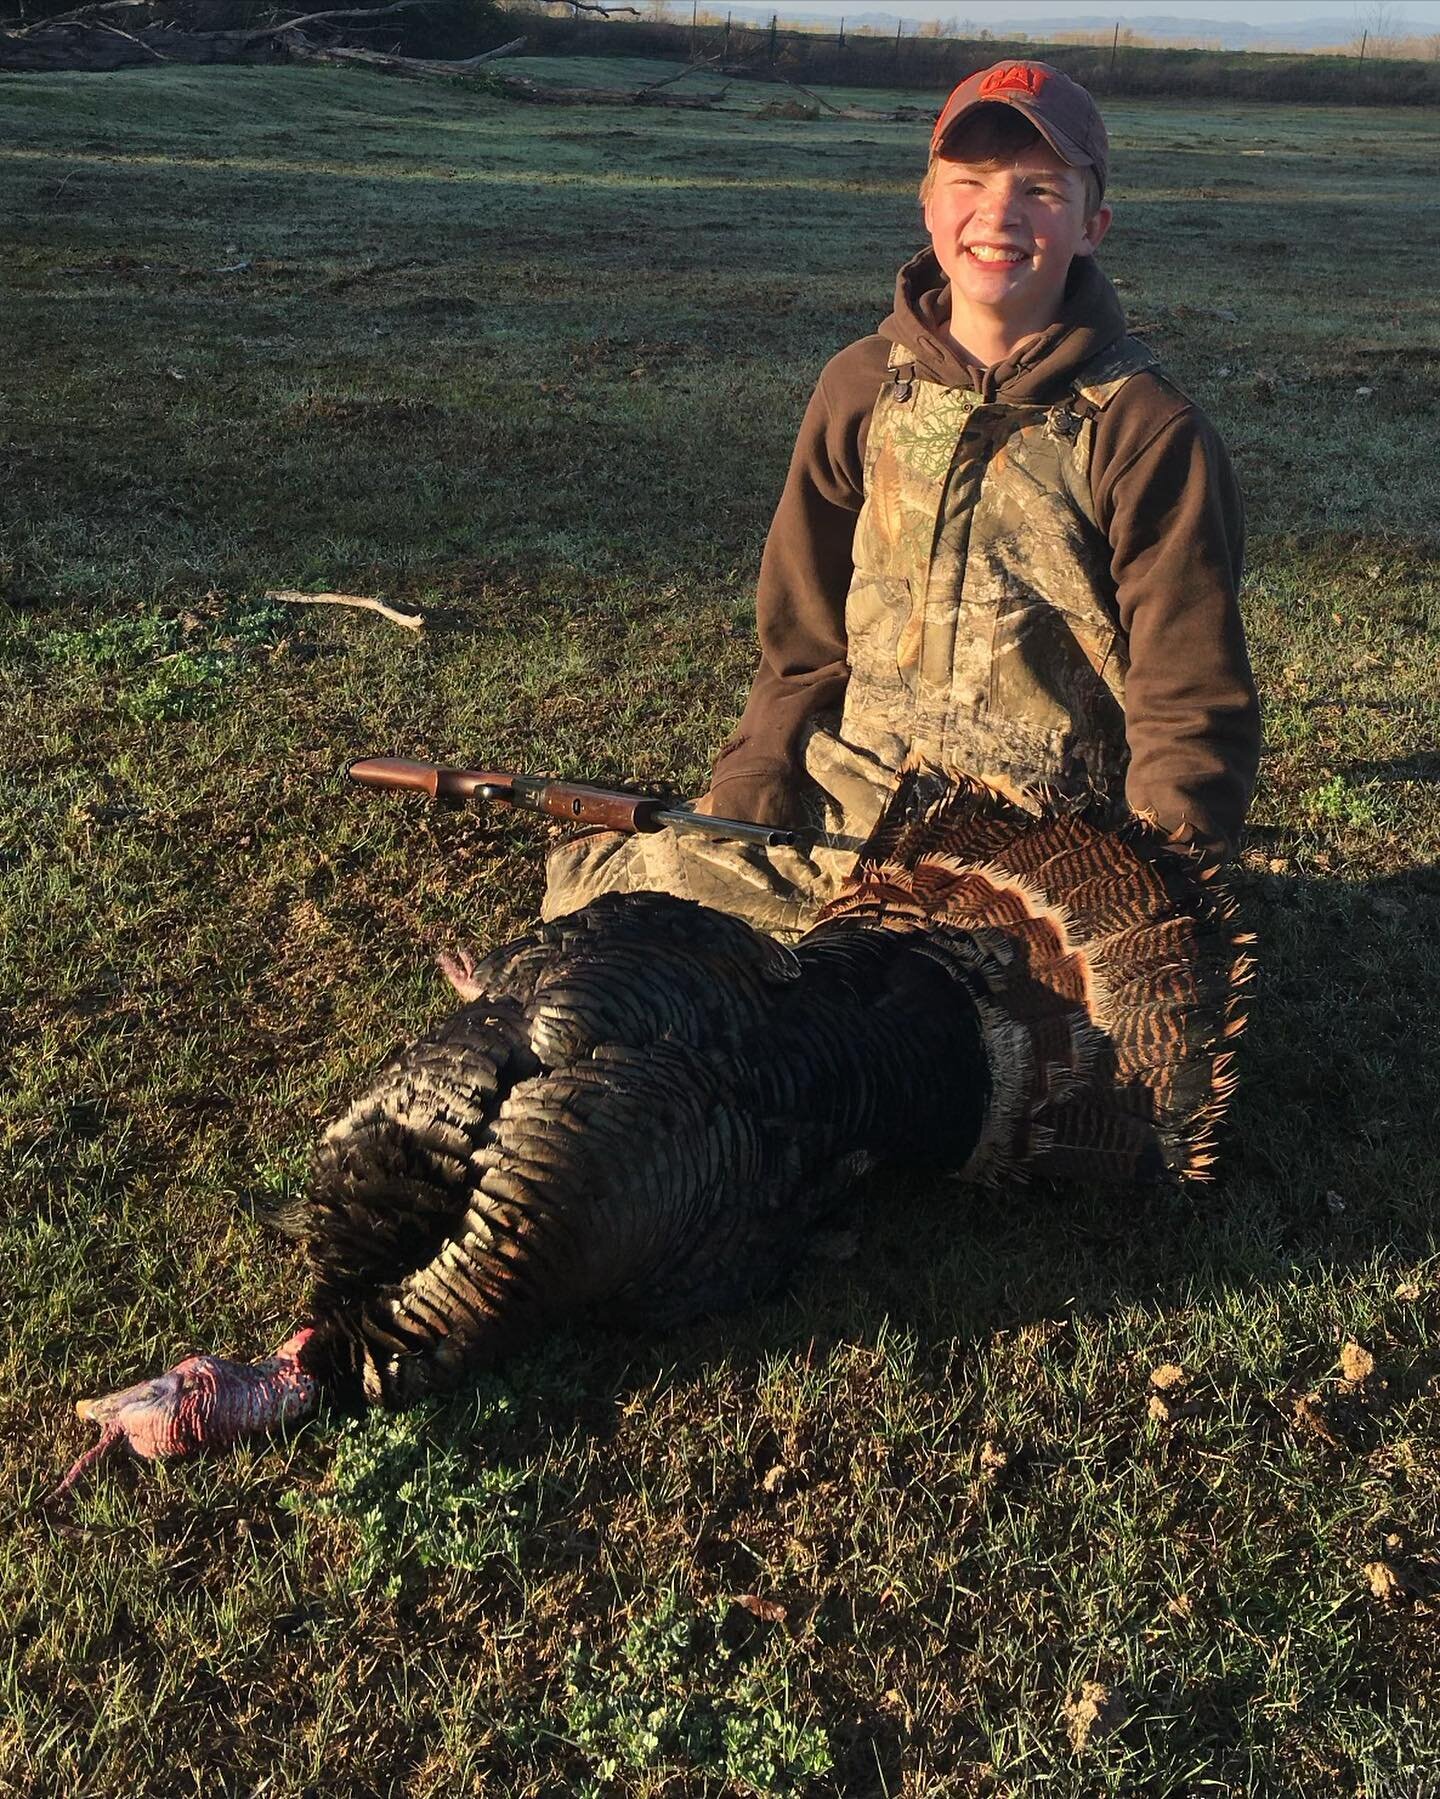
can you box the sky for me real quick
[758,0,1440,23]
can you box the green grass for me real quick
[2,63,1440,1798]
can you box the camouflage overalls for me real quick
[543,334,1158,939]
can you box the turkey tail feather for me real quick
[815,768,1253,1184]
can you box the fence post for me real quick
[838,17,844,52]
[895,18,902,67]
[769,11,778,66]
[1358,27,1368,61]
[724,10,731,57]
[1109,19,1119,74]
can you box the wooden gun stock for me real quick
[347,757,799,849]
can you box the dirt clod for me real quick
[761,1463,791,1496]
[1337,1340,1388,1410]
[1339,1341,1376,1385]
[979,1440,1010,1481]
[1147,1362,1193,1423]
[1364,1559,1411,1604]
[1064,1682,1126,1752]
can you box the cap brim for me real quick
[937,96,1098,185]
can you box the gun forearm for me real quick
[346,758,798,848]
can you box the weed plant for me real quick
[2,64,1439,1798]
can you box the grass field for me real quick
[3,60,1440,1798]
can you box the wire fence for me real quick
[503,2,1440,105]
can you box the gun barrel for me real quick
[652,807,798,850]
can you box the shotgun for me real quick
[347,757,799,850]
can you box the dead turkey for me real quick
[56,770,1252,1494]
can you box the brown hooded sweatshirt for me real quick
[706,250,1261,856]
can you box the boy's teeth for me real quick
[968,246,1025,263]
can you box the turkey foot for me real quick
[437,948,484,1002]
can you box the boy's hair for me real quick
[919,102,1104,219]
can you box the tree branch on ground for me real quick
[769,68,848,114]
[267,589,425,631]
[761,65,908,120]
[93,15,167,53]
[634,48,722,91]
[283,32,522,73]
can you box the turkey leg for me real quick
[436,948,485,1002]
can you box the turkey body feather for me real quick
[304,890,992,1407]
[56,771,1252,1490]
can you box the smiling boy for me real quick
[544,61,1260,933]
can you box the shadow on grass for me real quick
[153,856,1434,1439]
[1345,753,1440,785]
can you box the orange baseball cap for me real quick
[930,60,1109,196]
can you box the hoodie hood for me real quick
[878,248,1130,403]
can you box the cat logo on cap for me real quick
[979,64,1051,99]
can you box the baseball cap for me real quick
[930,61,1109,197]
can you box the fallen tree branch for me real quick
[629,81,721,108]
[94,16,168,57]
[763,65,915,121]
[475,64,724,106]
[239,0,440,43]
[1,21,276,66]
[770,69,846,114]
[281,33,724,100]
[14,0,149,33]
[267,588,425,631]
[634,49,723,93]
[437,32,523,67]
[282,34,521,75]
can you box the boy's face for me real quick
[924,142,1112,334]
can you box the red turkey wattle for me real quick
[54,1328,320,1497]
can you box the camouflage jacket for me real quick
[543,332,1163,936]
[709,254,1259,860]
[803,332,1156,843]
[544,266,1258,935]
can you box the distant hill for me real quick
[713,6,1373,53]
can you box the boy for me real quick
[544,61,1260,936]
